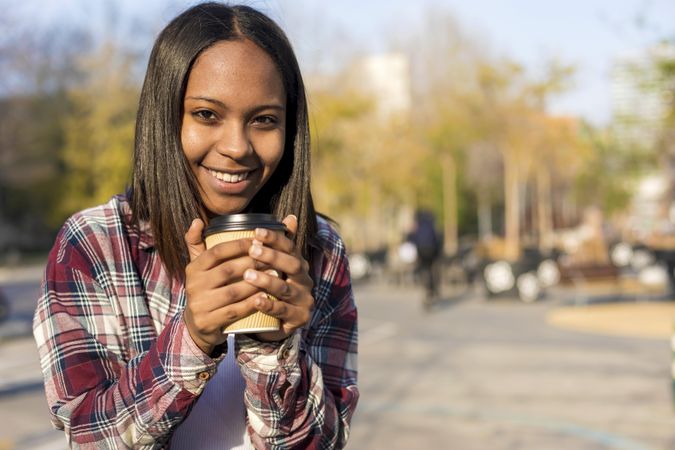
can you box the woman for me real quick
[33,3,358,449]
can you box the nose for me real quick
[215,121,252,159]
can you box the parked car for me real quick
[477,243,561,303]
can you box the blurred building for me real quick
[626,174,670,239]
[610,43,675,149]
[345,53,412,121]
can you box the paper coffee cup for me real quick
[203,213,286,334]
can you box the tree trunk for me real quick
[477,190,492,240]
[503,149,520,261]
[537,168,553,253]
[370,187,384,250]
[442,153,458,255]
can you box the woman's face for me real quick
[181,39,286,217]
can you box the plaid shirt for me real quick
[33,195,358,449]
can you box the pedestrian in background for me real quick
[407,210,442,308]
[32,3,358,448]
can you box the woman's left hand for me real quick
[243,214,314,342]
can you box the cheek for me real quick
[262,134,285,176]
[180,121,201,160]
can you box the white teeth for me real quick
[209,169,249,183]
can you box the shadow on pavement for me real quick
[0,381,44,399]
[424,286,475,312]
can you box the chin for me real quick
[205,200,252,217]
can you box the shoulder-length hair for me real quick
[131,2,317,280]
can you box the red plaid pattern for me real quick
[33,195,359,449]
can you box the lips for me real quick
[201,165,256,198]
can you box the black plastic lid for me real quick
[204,213,285,237]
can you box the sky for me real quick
[9,0,675,126]
[269,0,674,126]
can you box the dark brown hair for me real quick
[131,2,317,280]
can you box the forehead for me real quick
[185,39,286,102]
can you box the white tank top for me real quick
[170,335,253,449]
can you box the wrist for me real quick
[182,314,215,355]
[194,337,215,356]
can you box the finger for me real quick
[193,238,253,271]
[255,292,291,318]
[243,269,293,301]
[184,218,206,262]
[207,254,267,286]
[249,242,311,280]
[253,292,310,327]
[211,296,261,330]
[205,281,261,310]
[253,226,294,254]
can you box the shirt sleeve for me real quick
[235,228,359,449]
[32,218,219,449]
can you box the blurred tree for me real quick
[0,20,90,253]
[574,125,637,217]
[465,140,502,240]
[309,88,373,216]
[55,43,138,221]
[304,7,603,263]
[404,10,488,254]
[309,82,429,251]
[424,105,476,255]
[530,115,593,250]
[0,0,155,257]
[401,7,610,265]
[468,59,578,259]
[655,47,675,209]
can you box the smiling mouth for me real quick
[208,168,251,183]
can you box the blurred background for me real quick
[1,0,675,449]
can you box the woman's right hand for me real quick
[182,218,261,355]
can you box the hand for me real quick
[182,219,263,355]
[242,215,315,342]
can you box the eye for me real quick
[252,115,279,127]
[192,109,218,122]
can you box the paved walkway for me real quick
[1,264,673,450]
[351,282,675,450]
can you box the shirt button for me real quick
[280,347,290,360]
[198,371,210,381]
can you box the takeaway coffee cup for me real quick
[203,213,286,334]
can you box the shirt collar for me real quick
[137,219,155,251]
[120,196,155,250]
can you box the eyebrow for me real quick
[185,96,286,112]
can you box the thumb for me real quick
[184,218,206,262]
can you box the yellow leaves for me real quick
[56,42,138,218]
[310,89,405,212]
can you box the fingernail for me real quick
[255,228,268,238]
[250,244,263,257]
[244,269,256,281]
